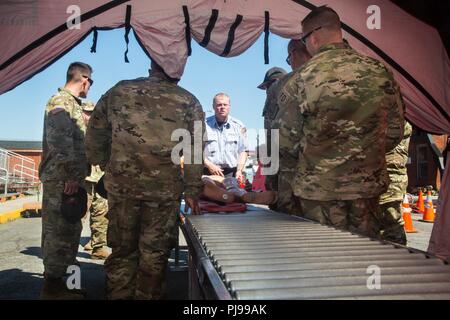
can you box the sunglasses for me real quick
[82,75,94,86]
[300,26,322,45]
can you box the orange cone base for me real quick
[403,212,418,233]
[421,209,436,223]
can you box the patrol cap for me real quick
[82,101,95,112]
[60,188,88,224]
[257,67,287,90]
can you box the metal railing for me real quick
[0,147,39,196]
[12,164,39,184]
[0,168,8,196]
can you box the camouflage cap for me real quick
[82,101,95,112]
[60,188,88,223]
[257,67,287,90]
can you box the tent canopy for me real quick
[1,0,450,259]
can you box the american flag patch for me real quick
[49,107,65,114]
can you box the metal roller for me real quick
[201,234,362,245]
[229,273,450,292]
[205,239,381,254]
[234,282,450,300]
[194,226,336,233]
[208,243,396,256]
[219,258,446,274]
[196,229,351,237]
[214,252,426,267]
[211,247,410,261]
[207,244,398,256]
[223,265,450,283]
[193,223,332,230]
[203,237,373,250]
[328,293,450,300]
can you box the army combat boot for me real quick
[91,247,110,260]
[40,277,85,300]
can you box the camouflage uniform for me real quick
[379,122,412,245]
[278,42,405,238]
[263,74,302,214]
[263,76,285,194]
[39,87,88,279]
[85,165,108,249]
[85,69,204,300]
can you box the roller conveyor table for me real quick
[181,207,450,300]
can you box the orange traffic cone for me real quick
[415,189,425,214]
[422,191,435,223]
[402,194,418,233]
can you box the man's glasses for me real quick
[82,75,94,86]
[286,50,295,66]
[300,26,322,45]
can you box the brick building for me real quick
[406,129,447,192]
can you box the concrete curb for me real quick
[0,209,23,224]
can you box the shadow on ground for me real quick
[165,248,189,300]
[4,247,188,300]
[20,246,91,260]
[0,258,105,300]
[0,268,43,299]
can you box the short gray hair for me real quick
[213,92,230,105]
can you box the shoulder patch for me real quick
[230,117,244,127]
[49,107,65,115]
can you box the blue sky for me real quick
[0,28,291,149]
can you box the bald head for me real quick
[301,6,343,55]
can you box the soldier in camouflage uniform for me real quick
[84,165,109,258]
[39,62,93,299]
[258,67,287,210]
[266,40,311,214]
[278,6,405,238]
[379,122,412,245]
[81,102,110,260]
[85,61,204,300]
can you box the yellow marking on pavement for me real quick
[0,209,23,224]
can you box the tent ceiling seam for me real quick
[200,9,219,47]
[124,5,132,63]
[0,0,131,71]
[221,14,243,57]
[264,11,270,64]
[183,5,192,56]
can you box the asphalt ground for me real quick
[0,216,189,300]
